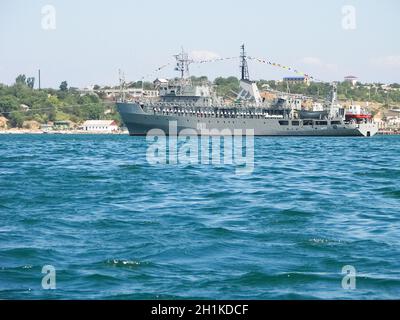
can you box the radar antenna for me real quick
[174,48,193,80]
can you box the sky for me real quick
[0,0,399,88]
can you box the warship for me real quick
[117,46,378,137]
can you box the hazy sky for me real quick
[1,0,399,88]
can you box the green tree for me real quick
[9,111,24,127]
[214,76,239,97]
[15,74,26,85]
[27,77,35,89]
[0,96,19,114]
[59,81,68,91]
[82,104,104,120]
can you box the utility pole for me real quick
[386,90,389,106]
[119,69,126,102]
[38,69,41,90]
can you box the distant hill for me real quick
[1,74,399,128]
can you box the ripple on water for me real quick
[118,164,143,171]
[103,259,152,269]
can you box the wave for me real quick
[102,259,152,269]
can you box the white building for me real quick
[387,116,400,127]
[154,78,169,87]
[283,76,310,86]
[344,76,358,86]
[81,120,118,132]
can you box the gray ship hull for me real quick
[117,102,378,137]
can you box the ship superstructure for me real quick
[117,46,378,136]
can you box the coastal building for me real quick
[53,120,74,130]
[123,88,159,99]
[154,78,169,87]
[283,76,310,86]
[82,85,95,92]
[80,120,118,132]
[380,84,400,92]
[386,116,400,127]
[344,76,358,86]
[20,104,30,112]
[40,123,53,131]
[373,109,400,131]
[127,88,145,98]
[104,108,113,115]
[77,87,159,99]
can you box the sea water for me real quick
[0,134,399,299]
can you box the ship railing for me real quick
[147,106,289,120]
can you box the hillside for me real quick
[0,76,118,129]
[1,75,399,129]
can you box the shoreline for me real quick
[0,129,128,135]
[2,129,400,135]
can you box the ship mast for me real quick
[174,48,192,80]
[237,44,262,107]
[329,82,340,118]
[331,82,338,104]
[118,69,126,102]
[173,48,193,94]
[240,44,249,81]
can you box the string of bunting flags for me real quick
[141,62,172,80]
[140,57,238,80]
[140,55,321,82]
[193,56,238,64]
[248,56,322,82]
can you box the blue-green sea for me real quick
[0,134,399,299]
